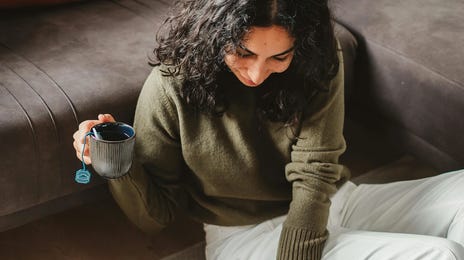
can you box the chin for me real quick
[243,82,260,87]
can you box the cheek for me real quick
[271,54,294,73]
[225,55,252,72]
[225,55,240,70]
[272,61,292,73]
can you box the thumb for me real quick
[98,114,116,123]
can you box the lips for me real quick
[240,73,259,87]
[244,77,258,86]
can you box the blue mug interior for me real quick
[91,122,135,141]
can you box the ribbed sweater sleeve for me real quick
[277,48,348,260]
[107,68,185,233]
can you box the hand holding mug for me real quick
[73,114,135,182]
[73,114,116,165]
[89,121,135,178]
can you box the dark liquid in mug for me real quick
[98,131,131,141]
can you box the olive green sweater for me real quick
[108,50,349,259]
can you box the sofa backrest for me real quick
[333,0,464,172]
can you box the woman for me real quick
[73,0,464,259]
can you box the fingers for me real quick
[73,121,97,164]
[73,113,117,165]
[98,113,116,123]
[75,147,91,165]
[82,155,92,165]
[73,133,90,164]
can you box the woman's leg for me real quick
[204,170,464,259]
[204,216,464,260]
[323,227,464,260]
[204,215,285,260]
[339,169,464,244]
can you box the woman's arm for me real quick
[108,68,186,233]
[277,48,349,259]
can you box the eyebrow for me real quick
[239,44,295,57]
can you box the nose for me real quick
[247,60,269,85]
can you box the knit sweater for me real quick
[108,49,349,259]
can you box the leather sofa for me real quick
[0,0,171,231]
[0,0,462,258]
[333,0,464,180]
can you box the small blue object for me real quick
[75,169,91,184]
[75,132,94,184]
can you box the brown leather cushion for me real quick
[333,0,464,172]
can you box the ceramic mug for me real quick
[89,122,135,179]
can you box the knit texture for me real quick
[278,226,328,260]
[108,48,348,259]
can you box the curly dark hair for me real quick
[152,0,339,126]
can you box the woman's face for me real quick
[224,26,295,87]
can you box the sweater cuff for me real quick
[277,226,328,260]
[107,169,165,233]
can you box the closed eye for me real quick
[236,47,254,58]
[273,55,290,61]
[235,44,294,61]
[236,52,253,58]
